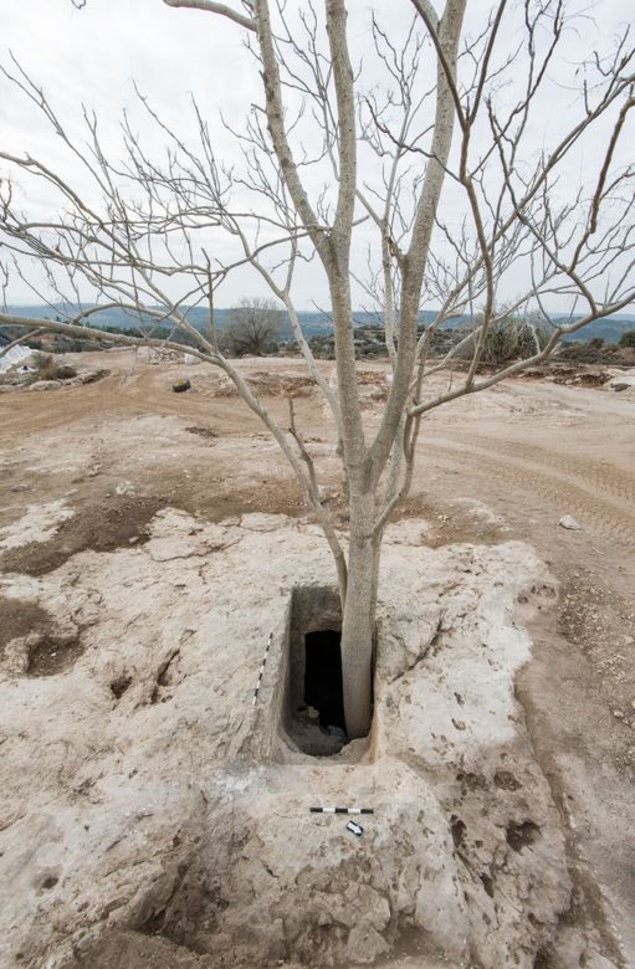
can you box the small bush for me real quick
[32,353,77,381]
[619,330,635,348]
[476,314,551,365]
[33,353,60,381]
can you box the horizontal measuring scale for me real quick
[310,807,374,815]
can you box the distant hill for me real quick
[3,304,635,344]
[438,312,635,344]
[551,315,635,344]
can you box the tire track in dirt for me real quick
[440,432,635,504]
[422,438,635,550]
[0,369,248,442]
[0,374,138,441]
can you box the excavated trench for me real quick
[280,585,372,756]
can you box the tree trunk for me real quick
[340,494,379,739]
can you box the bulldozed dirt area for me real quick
[0,350,633,969]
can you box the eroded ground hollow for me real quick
[282,585,371,756]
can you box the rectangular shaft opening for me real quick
[304,629,346,734]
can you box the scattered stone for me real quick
[115,481,136,496]
[346,923,390,963]
[185,426,217,442]
[172,378,191,393]
[78,369,109,384]
[604,370,635,392]
[558,515,582,531]
[56,365,78,380]
[28,379,62,391]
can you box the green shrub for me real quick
[476,313,551,365]
[618,330,635,348]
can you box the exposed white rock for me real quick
[0,499,75,551]
[0,511,571,968]
[604,369,635,392]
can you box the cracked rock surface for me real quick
[0,351,631,969]
[1,509,575,968]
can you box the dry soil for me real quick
[0,350,633,969]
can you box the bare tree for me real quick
[1,0,633,738]
[223,297,283,356]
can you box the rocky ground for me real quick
[0,350,633,969]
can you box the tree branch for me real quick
[162,0,256,31]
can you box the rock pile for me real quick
[308,325,388,359]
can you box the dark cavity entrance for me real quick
[281,586,371,758]
[304,629,346,733]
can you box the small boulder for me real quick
[346,924,389,964]
[115,481,136,496]
[604,370,635,392]
[56,364,78,380]
[172,378,191,393]
[28,380,62,391]
[558,515,582,531]
[79,369,109,384]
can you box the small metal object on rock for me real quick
[346,820,364,837]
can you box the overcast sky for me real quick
[1,0,633,312]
